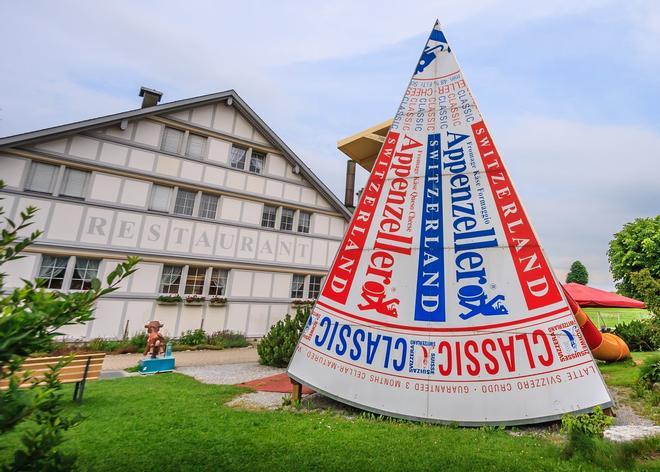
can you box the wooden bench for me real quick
[0,353,106,403]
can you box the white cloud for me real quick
[1,0,658,293]
[493,115,660,290]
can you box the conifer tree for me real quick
[566,260,589,285]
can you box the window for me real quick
[198,193,218,219]
[186,133,206,159]
[280,208,294,231]
[261,205,277,228]
[229,146,247,169]
[249,151,266,174]
[209,268,228,296]
[37,255,68,289]
[59,168,89,199]
[174,189,196,216]
[149,185,172,212]
[69,258,100,290]
[161,127,184,153]
[184,267,206,295]
[25,162,58,194]
[160,265,183,294]
[291,274,305,298]
[297,212,311,233]
[308,275,322,299]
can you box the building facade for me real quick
[0,89,350,339]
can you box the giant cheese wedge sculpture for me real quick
[287,21,613,425]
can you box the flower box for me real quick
[185,296,206,305]
[209,297,228,307]
[157,295,182,305]
[291,299,315,307]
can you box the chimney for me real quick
[344,160,356,209]
[139,86,163,108]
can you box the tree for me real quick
[0,183,139,471]
[566,260,589,285]
[629,269,660,315]
[608,216,660,309]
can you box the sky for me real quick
[1,0,658,290]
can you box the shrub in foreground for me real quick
[638,354,660,389]
[209,330,248,348]
[560,406,613,437]
[0,181,139,471]
[257,307,310,367]
[613,319,660,351]
[177,329,207,346]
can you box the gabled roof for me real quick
[0,90,351,220]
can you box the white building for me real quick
[0,88,350,340]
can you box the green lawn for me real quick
[598,352,660,423]
[1,367,659,471]
[598,352,658,387]
[584,307,651,328]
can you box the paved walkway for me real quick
[101,346,258,371]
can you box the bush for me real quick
[208,330,248,349]
[561,429,659,469]
[638,355,660,389]
[127,332,148,350]
[560,406,613,438]
[176,329,206,346]
[257,307,310,367]
[613,320,660,351]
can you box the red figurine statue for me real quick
[144,320,165,358]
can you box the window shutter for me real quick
[161,127,184,153]
[186,134,206,159]
[150,185,172,212]
[26,162,58,193]
[60,168,89,198]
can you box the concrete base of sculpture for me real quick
[138,357,175,375]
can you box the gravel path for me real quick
[178,363,284,385]
[226,392,287,410]
[605,425,660,442]
[102,346,258,371]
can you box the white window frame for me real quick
[149,184,174,213]
[69,257,101,291]
[208,268,229,296]
[24,161,61,194]
[37,255,102,292]
[297,211,311,234]
[308,275,323,299]
[59,167,90,200]
[160,126,208,160]
[229,145,248,170]
[173,188,197,216]
[184,266,207,295]
[198,193,219,219]
[160,126,185,154]
[185,132,207,160]
[160,264,184,294]
[290,274,306,299]
[261,205,277,228]
[248,150,266,174]
[279,207,295,231]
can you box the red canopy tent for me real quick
[562,282,646,308]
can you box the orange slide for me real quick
[563,288,630,362]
